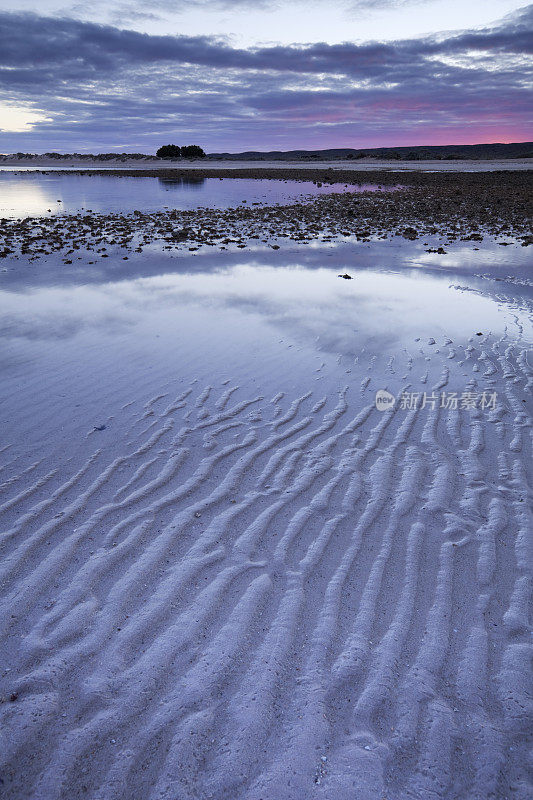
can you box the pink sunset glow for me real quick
[0,2,530,152]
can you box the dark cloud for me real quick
[1,6,531,77]
[0,6,531,151]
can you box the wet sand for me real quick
[0,176,532,800]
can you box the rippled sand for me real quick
[0,239,531,800]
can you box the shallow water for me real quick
[1,239,531,383]
[0,173,385,218]
[2,238,531,511]
[1,237,531,800]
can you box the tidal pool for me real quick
[0,172,389,218]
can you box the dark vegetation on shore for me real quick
[156,144,206,159]
[209,142,533,161]
[0,142,531,162]
[0,152,154,162]
[1,171,531,263]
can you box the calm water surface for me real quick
[0,173,389,218]
[1,240,531,367]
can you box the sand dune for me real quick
[1,321,531,799]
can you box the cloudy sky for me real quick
[0,0,531,153]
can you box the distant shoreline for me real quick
[1,159,532,175]
[1,140,531,167]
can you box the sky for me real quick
[0,0,531,153]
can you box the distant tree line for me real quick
[0,149,209,161]
[156,144,206,159]
[4,152,157,161]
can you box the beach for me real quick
[1,156,532,172]
[0,168,532,800]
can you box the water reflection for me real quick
[0,173,386,219]
[157,176,205,189]
[1,261,530,358]
[0,181,56,218]
[1,236,531,300]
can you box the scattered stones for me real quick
[338,273,353,279]
[0,170,530,262]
